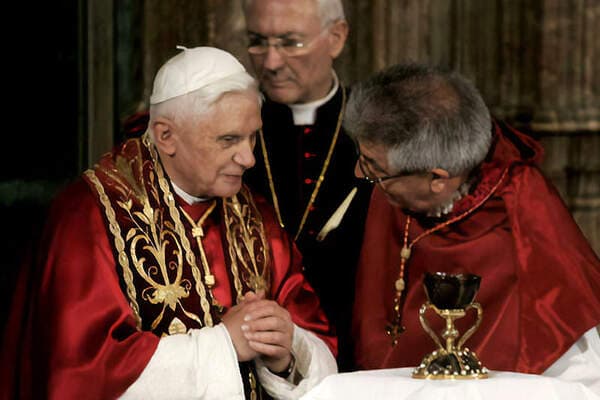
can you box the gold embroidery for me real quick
[85,170,142,329]
[90,134,274,336]
[88,137,211,331]
[168,317,188,335]
[106,155,147,202]
[146,135,215,327]
[118,195,202,330]
[223,191,271,301]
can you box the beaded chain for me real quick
[386,168,509,346]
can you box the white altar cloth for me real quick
[299,367,600,400]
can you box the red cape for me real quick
[353,122,600,373]
[2,139,335,399]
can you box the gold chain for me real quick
[258,86,347,241]
[180,201,218,289]
[258,128,285,229]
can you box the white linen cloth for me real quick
[300,327,600,400]
[299,368,599,400]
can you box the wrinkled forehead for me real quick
[245,0,322,35]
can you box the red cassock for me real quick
[1,138,336,399]
[353,122,600,373]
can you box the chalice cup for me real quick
[412,272,488,379]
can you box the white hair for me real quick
[149,71,263,129]
[344,64,492,176]
[243,0,345,27]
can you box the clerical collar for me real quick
[171,181,210,205]
[289,71,339,125]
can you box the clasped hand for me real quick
[222,290,294,374]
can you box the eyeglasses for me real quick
[246,28,329,57]
[357,152,411,184]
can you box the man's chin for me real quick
[262,84,299,104]
[215,181,243,198]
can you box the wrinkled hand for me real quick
[221,294,261,362]
[240,295,294,374]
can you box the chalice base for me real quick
[412,347,488,380]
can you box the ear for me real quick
[429,168,451,194]
[151,117,177,156]
[327,19,349,59]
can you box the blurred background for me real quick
[1,0,598,315]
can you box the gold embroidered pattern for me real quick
[168,317,188,335]
[145,135,215,327]
[87,140,207,331]
[117,195,202,330]
[84,170,142,329]
[223,191,271,300]
[89,134,274,336]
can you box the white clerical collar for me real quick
[171,181,210,205]
[289,71,339,126]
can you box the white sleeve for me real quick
[543,326,600,394]
[254,324,338,400]
[119,323,245,400]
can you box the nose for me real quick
[233,142,256,170]
[263,45,285,71]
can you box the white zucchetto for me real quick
[150,46,246,105]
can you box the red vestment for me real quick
[353,122,600,373]
[1,137,335,399]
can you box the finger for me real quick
[241,290,261,303]
[243,300,290,322]
[243,315,293,335]
[244,329,291,347]
[247,340,289,359]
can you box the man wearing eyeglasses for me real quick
[344,63,600,390]
[242,0,372,372]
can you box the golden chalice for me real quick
[412,272,488,379]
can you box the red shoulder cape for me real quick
[353,122,600,373]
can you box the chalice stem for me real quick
[445,317,455,352]
[443,314,460,352]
